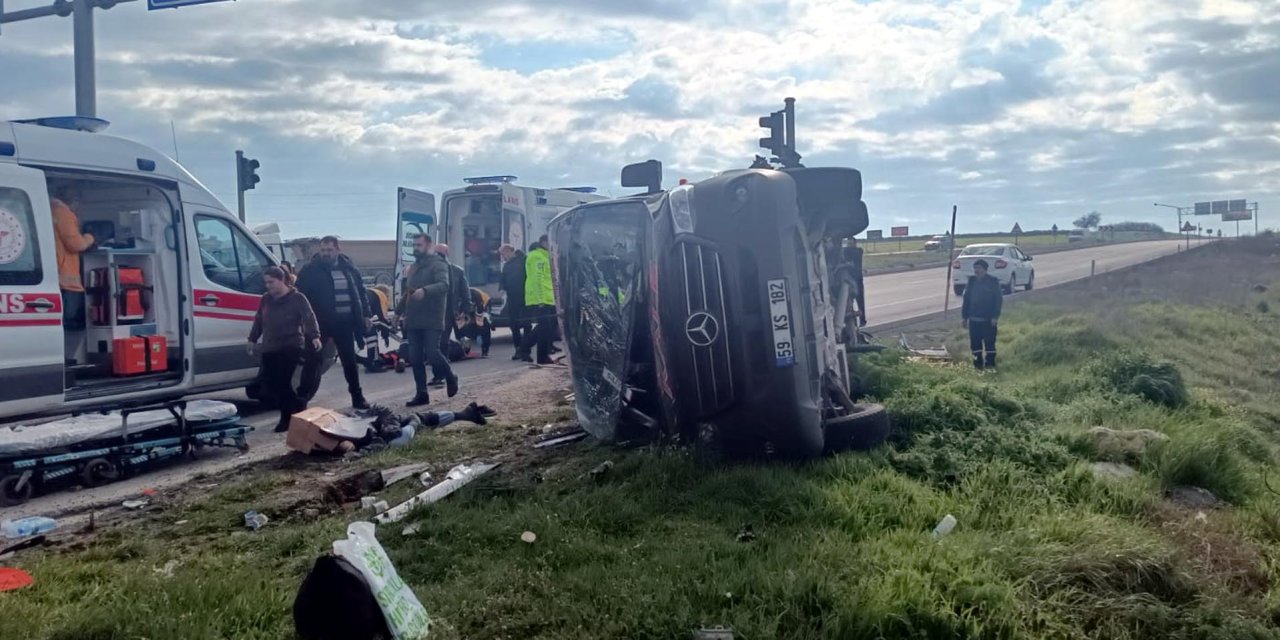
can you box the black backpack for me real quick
[293,554,391,640]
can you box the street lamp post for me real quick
[1154,202,1191,250]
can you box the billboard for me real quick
[866,229,883,240]
[1194,202,1211,215]
[1229,199,1248,212]
[1212,200,1229,214]
[394,188,436,300]
[891,226,909,237]
[1222,210,1252,222]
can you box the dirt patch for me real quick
[1147,501,1270,598]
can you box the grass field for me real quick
[2,235,1279,639]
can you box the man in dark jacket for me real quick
[498,244,528,349]
[296,236,371,409]
[402,234,458,406]
[430,243,470,386]
[961,259,1003,371]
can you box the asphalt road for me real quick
[863,239,1188,327]
[7,240,1191,518]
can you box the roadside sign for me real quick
[866,229,883,240]
[1229,199,1248,212]
[890,226,909,237]
[1011,223,1022,234]
[1222,210,1252,222]
[1181,221,1195,232]
[1212,200,1229,214]
[1194,202,1212,215]
[148,0,230,9]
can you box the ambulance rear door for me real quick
[0,163,66,415]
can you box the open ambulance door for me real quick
[188,210,271,388]
[0,163,66,415]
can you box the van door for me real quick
[189,212,271,387]
[0,164,65,415]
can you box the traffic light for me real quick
[236,150,261,192]
[759,110,785,159]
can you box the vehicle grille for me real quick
[679,242,734,415]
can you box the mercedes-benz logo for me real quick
[685,311,720,347]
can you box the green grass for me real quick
[3,235,1280,639]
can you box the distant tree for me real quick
[1073,211,1102,230]
[1108,221,1164,233]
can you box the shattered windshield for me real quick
[551,203,646,441]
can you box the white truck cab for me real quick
[436,176,605,321]
[0,117,280,421]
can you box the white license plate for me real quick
[767,278,795,367]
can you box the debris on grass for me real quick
[533,428,588,449]
[0,567,33,592]
[243,510,269,531]
[520,531,537,544]
[154,559,180,579]
[402,523,421,537]
[121,498,149,510]
[589,460,614,481]
[693,627,736,640]
[376,463,499,525]
[931,514,958,539]
[1088,426,1169,461]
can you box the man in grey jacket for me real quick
[401,234,458,406]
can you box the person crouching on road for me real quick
[248,266,322,432]
[295,236,372,410]
[402,234,458,406]
[961,258,1003,371]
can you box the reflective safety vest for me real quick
[524,248,554,307]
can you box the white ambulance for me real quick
[0,116,300,421]
[431,176,605,323]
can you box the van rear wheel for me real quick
[0,474,34,507]
[824,403,890,452]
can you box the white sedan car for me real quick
[951,243,1035,296]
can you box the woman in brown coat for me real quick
[248,266,322,431]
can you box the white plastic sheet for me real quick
[0,400,238,456]
[333,521,431,639]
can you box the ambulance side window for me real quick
[0,187,42,286]
[195,216,268,295]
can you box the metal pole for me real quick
[942,205,958,318]
[235,150,246,223]
[784,97,796,152]
[72,0,96,117]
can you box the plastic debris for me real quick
[590,460,614,481]
[520,531,537,544]
[418,471,433,487]
[360,496,380,510]
[376,463,499,525]
[244,510,269,531]
[380,463,431,488]
[402,523,421,537]
[693,627,736,640]
[533,429,589,449]
[0,567,34,592]
[932,514,957,539]
[122,498,149,510]
[154,559,180,579]
[2,516,56,539]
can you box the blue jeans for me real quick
[405,328,451,394]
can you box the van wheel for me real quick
[0,474,34,507]
[824,403,890,452]
[1004,275,1016,295]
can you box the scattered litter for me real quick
[590,460,614,481]
[564,393,575,402]
[376,463,499,525]
[1195,511,1208,523]
[332,522,431,638]
[2,516,57,539]
[154,559,180,579]
[141,488,158,497]
[694,627,736,640]
[520,531,537,544]
[122,498,149,510]
[402,523,421,537]
[533,429,589,449]
[0,567,34,592]
[419,471,433,487]
[381,463,431,488]
[360,496,381,510]
[931,514,957,539]
[323,472,336,477]
[899,333,950,360]
[735,524,756,543]
[0,535,46,556]
[541,423,554,434]
[175,520,189,526]
[244,510,269,531]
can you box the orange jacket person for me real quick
[51,186,96,330]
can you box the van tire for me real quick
[824,403,890,452]
[0,474,34,507]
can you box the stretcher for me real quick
[0,399,253,507]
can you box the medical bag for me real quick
[112,335,168,376]
[88,266,150,325]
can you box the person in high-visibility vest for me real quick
[515,236,555,364]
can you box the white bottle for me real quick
[931,514,957,539]
[2,516,57,539]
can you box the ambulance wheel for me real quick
[81,458,121,488]
[824,403,890,452]
[0,474,34,507]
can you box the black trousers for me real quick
[968,319,998,369]
[507,302,528,345]
[262,347,303,430]
[519,304,556,362]
[458,321,492,356]
[62,290,86,331]
[406,328,451,395]
[299,321,363,400]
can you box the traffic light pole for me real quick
[235,150,246,223]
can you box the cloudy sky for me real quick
[1,0,1276,239]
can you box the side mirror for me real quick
[621,160,663,194]
[1026,255,1033,261]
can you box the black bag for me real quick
[293,554,391,640]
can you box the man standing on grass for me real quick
[961,258,1003,371]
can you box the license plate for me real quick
[767,278,795,367]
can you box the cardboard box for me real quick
[285,407,369,454]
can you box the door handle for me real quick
[199,294,220,306]
[25,298,56,312]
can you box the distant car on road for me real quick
[1067,229,1085,243]
[952,243,1035,296]
[923,234,949,251]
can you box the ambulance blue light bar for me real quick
[11,116,111,133]
[463,175,518,185]
[556,186,598,193]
